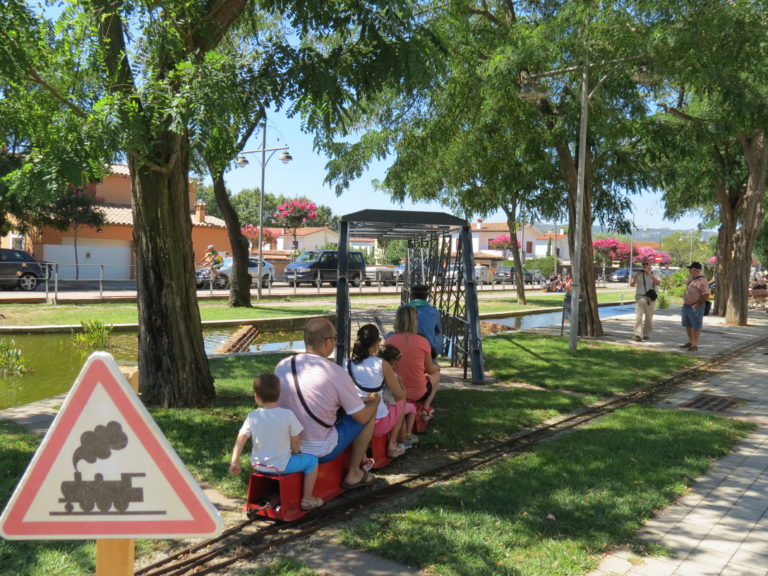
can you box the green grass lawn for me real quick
[0,301,335,327]
[483,333,698,395]
[0,289,642,327]
[341,406,754,576]
[0,336,724,576]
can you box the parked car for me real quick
[608,268,642,282]
[0,248,46,291]
[392,262,407,283]
[284,250,366,287]
[365,265,396,286]
[196,257,275,289]
[474,265,491,285]
[442,264,491,285]
[493,266,533,284]
[527,269,544,285]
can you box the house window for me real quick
[10,235,24,251]
[525,241,533,254]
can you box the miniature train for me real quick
[59,471,145,513]
[246,400,429,522]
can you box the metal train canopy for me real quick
[335,209,484,383]
[340,209,468,240]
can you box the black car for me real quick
[284,250,366,287]
[0,248,46,291]
[494,266,533,284]
[609,269,630,282]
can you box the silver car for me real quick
[196,257,275,289]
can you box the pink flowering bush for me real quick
[241,224,278,248]
[636,246,672,266]
[488,234,521,250]
[593,238,632,265]
[273,199,318,249]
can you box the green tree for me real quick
[0,0,438,407]
[324,1,646,328]
[640,0,768,323]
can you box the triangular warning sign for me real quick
[0,352,223,540]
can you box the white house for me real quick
[533,230,571,264]
[274,227,339,251]
[450,219,542,267]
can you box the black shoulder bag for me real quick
[291,355,340,428]
[643,275,658,302]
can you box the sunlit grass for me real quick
[341,406,754,576]
[483,333,698,395]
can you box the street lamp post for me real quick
[236,120,293,299]
[689,229,695,264]
[569,62,589,350]
[521,62,597,349]
[628,220,634,288]
[521,56,643,350]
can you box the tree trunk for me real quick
[211,171,251,307]
[712,212,734,317]
[502,205,526,304]
[555,140,603,337]
[724,131,767,325]
[130,135,215,408]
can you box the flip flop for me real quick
[387,445,406,458]
[421,407,434,421]
[360,457,375,472]
[300,496,324,510]
[341,470,376,490]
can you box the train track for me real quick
[135,335,768,576]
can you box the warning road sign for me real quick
[0,352,223,540]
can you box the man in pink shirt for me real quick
[680,262,711,352]
[276,318,379,488]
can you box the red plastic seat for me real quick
[368,433,393,470]
[245,448,351,521]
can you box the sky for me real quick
[212,108,708,234]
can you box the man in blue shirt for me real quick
[408,284,443,358]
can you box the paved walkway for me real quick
[3,306,768,575]
[583,311,768,576]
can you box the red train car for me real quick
[246,448,351,521]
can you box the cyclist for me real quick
[201,245,224,279]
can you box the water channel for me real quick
[0,303,634,410]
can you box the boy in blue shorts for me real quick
[229,373,323,510]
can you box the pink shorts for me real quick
[373,400,415,437]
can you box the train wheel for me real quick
[114,498,129,512]
[64,502,74,513]
[80,497,95,513]
[97,497,112,512]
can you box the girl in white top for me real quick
[345,324,410,458]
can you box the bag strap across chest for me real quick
[291,355,334,428]
[347,360,384,393]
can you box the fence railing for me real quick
[10,262,625,303]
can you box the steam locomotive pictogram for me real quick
[58,471,145,513]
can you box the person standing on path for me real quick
[680,262,711,352]
[630,260,660,341]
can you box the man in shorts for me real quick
[275,318,379,488]
[680,262,710,352]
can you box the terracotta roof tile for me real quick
[109,164,131,177]
[98,203,225,228]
